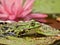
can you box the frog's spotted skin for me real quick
[0,20,60,38]
[37,23,60,36]
[0,20,41,37]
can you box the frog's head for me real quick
[27,20,41,29]
[14,20,41,30]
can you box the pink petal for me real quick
[0,5,4,13]
[1,0,15,14]
[23,0,35,10]
[19,0,35,18]
[19,9,32,18]
[12,0,23,15]
[8,15,16,20]
[0,5,7,14]
[30,14,48,19]
[23,15,32,21]
[35,19,47,23]
[0,14,8,20]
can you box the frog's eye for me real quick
[31,22,35,26]
[30,20,36,25]
[30,20,40,27]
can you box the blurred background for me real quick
[32,0,60,29]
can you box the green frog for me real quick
[0,20,60,38]
[0,20,60,45]
[0,20,40,37]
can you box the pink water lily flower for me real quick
[0,0,48,22]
